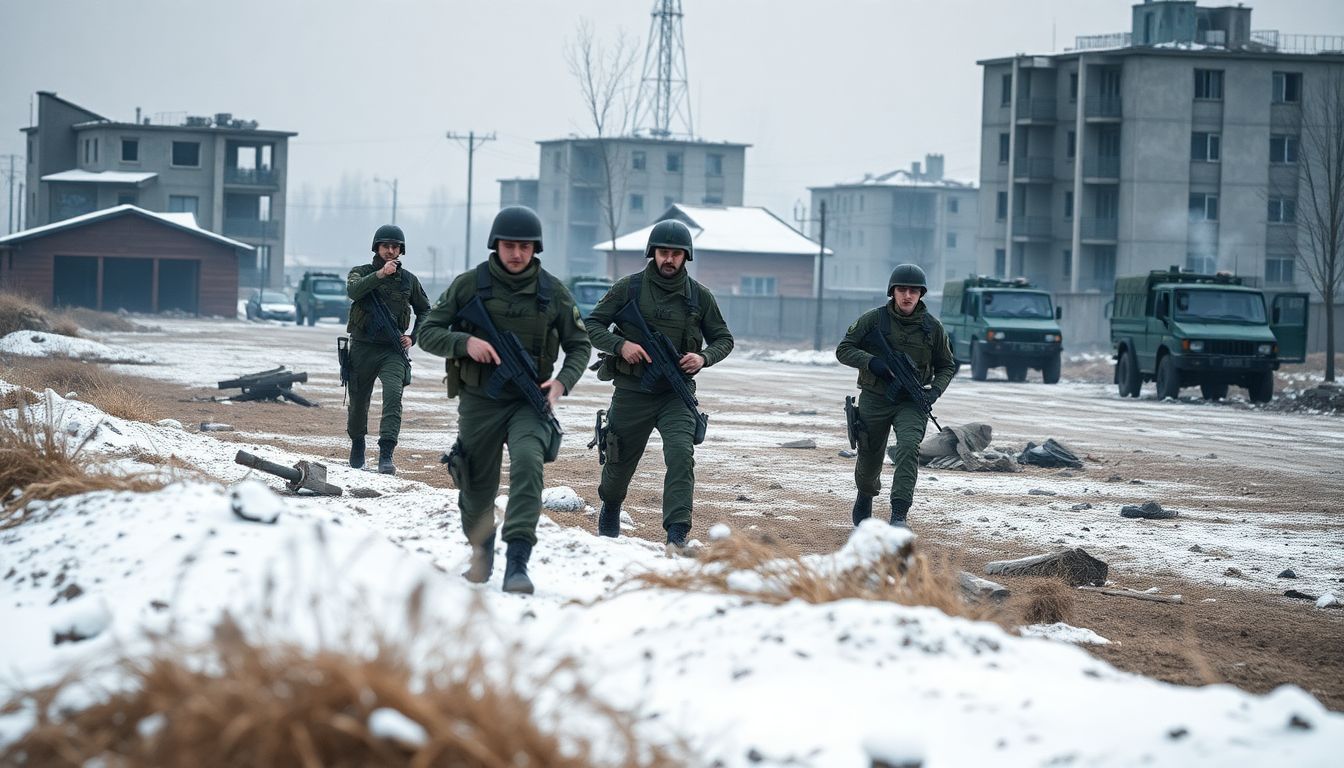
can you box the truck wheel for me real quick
[1006,364,1028,382]
[307,310,317,326]
[970,340,988,381]
[294,306,304,325]
[1156,355,1180,400]
[1043,352,1061,384]
[1200,382,1228,401]
[1247,371,1274,403]
[1117,350,1141,398]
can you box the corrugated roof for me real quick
[593,204,829,256]
[41,169,158,185]
[0,205,252,250]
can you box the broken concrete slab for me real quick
[984,548,1108,587]
[959,572,1010,602]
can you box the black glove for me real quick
[924,385,942,404]
[867,356,895,381]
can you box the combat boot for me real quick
[890,499,911,528]
[463,532,495,584]
[665,522,694,557]
[597,502,621,538]
[502,540,535,595]
[349,436,365,469]
[377,438,396,475]
[851,493,874,526]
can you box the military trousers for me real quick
[453,390,550,547]
[346,340,408,443]
[853,389,929,505]
[597,387,696,531]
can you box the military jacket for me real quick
[836,300,957,397]
[346,257,431,343]
[584,263,734,392]
[417,255,591,397]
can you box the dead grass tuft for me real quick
[1021,580,1076,626]
[52,305,149,333]
[0,388,41,410]
[1,612,683,768]
[0,290,54,337]
[1,357,158,422]
[626,531,995,621]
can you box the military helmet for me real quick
[888,263,928,297]
[644,219,695,261]
[487,206,544,254]
[371,223,405,254]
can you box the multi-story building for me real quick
[22,91,296,290]
[976,0,1344,305]
[521,136,748,278]
[808,154,978,297]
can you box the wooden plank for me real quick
[1078,586,1184,605]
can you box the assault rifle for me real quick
[861,327,943,433]
[456,295,563,456]
[365,290,413,383]
[587,409,609,464]
[613,300,709,444]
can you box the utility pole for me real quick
[2,154,21,234]
[373,176,398,224]
[446,131,496,270]
[812,200,828,352]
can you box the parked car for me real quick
[567,275,614,318]
[294,271,350,326]
[941,276,1063,383]
[245,290,296,322]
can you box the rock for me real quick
[959,571,1010,602]
[1120,501,1177,520]
[839,449,857,458]
[1225,567,1244,577]
[963,490,976,496]
[1284,589,1317,601]
[1106,475,1123,482]
[541,486,584,512]
[155,418,184,430]
[779,438,816,449]
[1027,489,1057,496]
[977,516,990,522]
[984,548,1108,587]
[348,487,382,499]
[1070,503,1093,511]
[199,422,235,432]
[229,480,283,524]
[1128,479,1145,485]
[1316,593,1342,609]
[788,409,818,416]
[1278,569,1298,579]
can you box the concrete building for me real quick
[498,177,539,210]
[976,0,1344,345]
[22,91,296,291]
[525,136,749,279]
[808,154,978,297]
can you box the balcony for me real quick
[1085,96,1122,120]
[1081,217,1118,242]
[223,218,280,239]
[1011,215,1053,241]
[1013,156,1054,183]
[1083,155,1120,181]
[1016,97,1058,123]
[224,167,279,186]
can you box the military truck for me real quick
[941,277,1064,383]
[567,275,614,318]
[1109,268,1308,402]
[293,271,350,326]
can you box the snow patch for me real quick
[0,330,155,364]
[1020,622,1112,646]
[540,485,584,513]
[368,707,428,748]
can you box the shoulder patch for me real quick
[847,321,859,335]
[572,306,584,329]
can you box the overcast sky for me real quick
[3,0,1341,245]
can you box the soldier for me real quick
[417,206,591,594]
[585,219,734,552]
[345,224,431,474]
[836,264,956,528]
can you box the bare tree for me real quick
[566,20,639,279]
[1296,68,1344,381]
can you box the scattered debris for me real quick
[1018,439,1083,469]
[1120,501,1177,520]
[1070,503,1093,511]
[779,438,816,449]
[958,572,1010,602]
[838,449,856,458]
[199,422,235,432]
[217,366,317,407]
[917,423,1021,472]
[984,548,1108,587]
[235,450,342,496]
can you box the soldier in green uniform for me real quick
[345,224,431,474]
[417,206,591,594]
[836,264,956,528]
[584,219,734,552]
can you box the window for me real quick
[1189,193,1219,222]
[1191,132,1221,162]
[740,276,776,296]
[1062,249,1073,279]
[172,141,201,167]
[1069,72,1078,102]
[706,153,723,176]
[995,191,1008,220]
[631,150,646,171]
[1186,252,1217,273]
[994,248,1006,277]
[1272,71,1303,103]
[1194,69,1224,100]
[630,193,644,212]
[1066,130,1076,160]
[948,197,959,214]
[1001,73,1012,106]
[702,194,723,204]
[121,138,138,162]
[666,152,682,172]
[1266,256,1295,284]
[946,232,957,249]
[1268,198,1297,223]
[168,195,200,217]
[998,133,1009,163]
[1064,190,1074,220]
[858,194,864,212]
[1269,135,1299,163]
[553,152,561,173]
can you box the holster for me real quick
[693,412,708,445]
[440,439,469,488]
[444,358,463,398]
[543,424,562,464]
[844,395,867,451]
[337,337,351,388]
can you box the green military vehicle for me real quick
[941,277,1064,383]
[294,271,350,326]
[568,275,614,318]
[1110,268,1308,402]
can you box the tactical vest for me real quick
[348,264,415,338]
[604,272,704,379]
[857,306,938,390]
[453,262,562,390]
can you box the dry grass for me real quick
[1021,580,1076,626]
[0,290,56,337]
[1,357,157,422]
[0,608,683,768]
[52,305,147,333]
[0,393,166,528]
[625,530,996,622]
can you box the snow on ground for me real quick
[2,383,1343,765]
[1019,622,1112,645]
[0,330,155,364]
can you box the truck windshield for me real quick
[261,291,289,303]
[1174,290,1266,323]
[573,284,611,304]
[313,280,345,295]
[982,291,1053,319]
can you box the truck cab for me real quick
[567,275,614,318]
[294,271,350,326]
[1109,267,1308,402]
[941,276,1064,383]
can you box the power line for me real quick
[446,131,497,271]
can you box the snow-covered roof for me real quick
[0,204,252,250]
[40,169,158,185]
[593,204,830,256]
[818,168,976,190]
